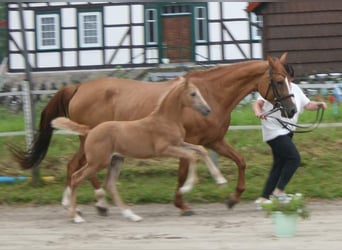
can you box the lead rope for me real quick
[265,106,324,133]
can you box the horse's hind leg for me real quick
[62,139,109,216]
[104,155,142,222]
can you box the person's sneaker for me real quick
[254,197,272,210]
[272,192,290,200]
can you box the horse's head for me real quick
[260,52,297,118]
[178,77,211,116]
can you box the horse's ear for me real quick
[267,55,275,68]
[279,52,288,64]
[177,76,187,86]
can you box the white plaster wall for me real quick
[37,52,60,68]
[62,51,77,67]
[79,50,102,66]
[62,29,77,49]
[61,8,76,28]
[105,27,130,46]
[195,46,208,61]
[105,5,129,25]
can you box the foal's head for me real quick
[177,77,211,116]
[261,52,297,118]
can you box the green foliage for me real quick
[261,194,310,219]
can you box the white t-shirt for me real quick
[258,83,310,142]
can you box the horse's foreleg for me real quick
[174,158,194,215]
[104,156,142,222]
[211,139,246,208]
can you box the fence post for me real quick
[22,81,34,148]
[19,3,39,186]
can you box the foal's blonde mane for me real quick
[153,77,187,112]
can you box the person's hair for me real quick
[284,64,294,78]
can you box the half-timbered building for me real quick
[7,2,262,73]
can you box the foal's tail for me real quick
[8,85,78,170]
[51,117,90,136]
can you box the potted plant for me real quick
[261,193,310,237]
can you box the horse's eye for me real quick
[277,81,283,85]
[190,92,196,97]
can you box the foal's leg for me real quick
[62,139,109,215]
[182,142,227,185]
[104,156,142,222]
[69,163,96,223]
[162,146,198,194]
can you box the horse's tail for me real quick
[8,85,79,170]
[51,117,90,136]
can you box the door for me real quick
[161,16,193,63]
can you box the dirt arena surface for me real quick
[1,200,341,250]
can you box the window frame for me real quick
[145,8,158,45]
[194,6,208,43]
[36,13,60,50]
[78,11,103,48]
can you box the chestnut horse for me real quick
[10,53,297,215]
[52,77,227,223]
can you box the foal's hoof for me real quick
[73,214,86,223]
[96,206,109,216]
[181,210,195,216]
[216,176,228,185]
[225,197,238,209]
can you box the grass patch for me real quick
[0,102,341,205]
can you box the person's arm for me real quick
[304,101,327,111]
[253,99,267,120]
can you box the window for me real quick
[36,14,60,50]
[194,7,207,42]
[78,12,103,48]
[161,4,190,15]
[250,13,263,40]
[145,9,158,45]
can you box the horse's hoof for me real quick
[181,210,195,216]
[225,197,238,209]
[96,206,109,216]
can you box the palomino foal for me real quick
[52,77,227,223]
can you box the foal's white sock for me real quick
[62,186,71,208]
[94,188,109,208]
[122,209,142,222]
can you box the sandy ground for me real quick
[0,200,341,250]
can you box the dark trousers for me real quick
[262,133,301,199]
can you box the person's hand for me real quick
[255,112,267,120]
[317,102,328,110]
